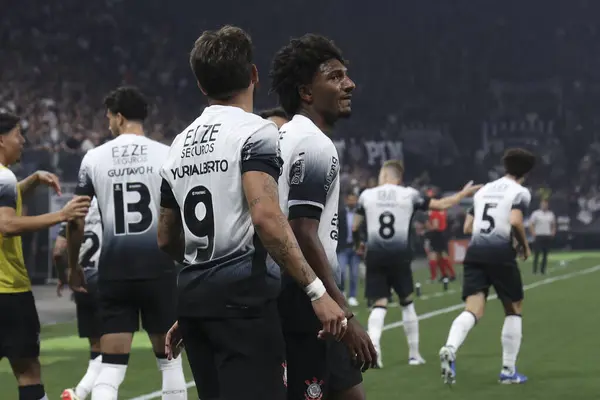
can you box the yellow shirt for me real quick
[0,166,29,293]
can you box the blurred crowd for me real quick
[4,0,600,229]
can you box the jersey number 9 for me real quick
[183,185,215,262]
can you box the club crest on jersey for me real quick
[304,378,324,400]
[324,156,339,193]
[77,166,90,187]
[290,157,305,185]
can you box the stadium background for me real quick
[3,0,600,398]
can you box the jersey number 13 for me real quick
[113,182,153,235]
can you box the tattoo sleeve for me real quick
[242,171,317,287]
[157,207,185,263]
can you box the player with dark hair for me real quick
[258,107,289,129]
[158,26,346,400]
[0,112,90,400]
[68,87,187,400]
[352,160,479,368]
[270,34,377,400]
[439,148,536,385]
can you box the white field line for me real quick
[128,263,600,400]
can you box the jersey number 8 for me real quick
[378,211,395,239]
[183,185,215,262]
[113,182,153,235]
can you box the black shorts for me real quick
[0,291,40,360]
[428,231,448,253]
[284,332,363,399]
[74,291,101,338]
[98,275,177,335]
[365,254,414,301]
[179,301,286,400]
[462,261,524,303]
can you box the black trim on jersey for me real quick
[467,207,474,216]
[288,204,322,221]
[355,204,365,216]
[241,159,280,182]
[0,184,17,209]
[414,195,431,211]
[57,223,67,238]
[160,179,179,209]
[511,203,528,215]
[75,176,95,198]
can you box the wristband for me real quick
[304,277,326,302]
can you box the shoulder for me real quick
[0,167,17,185]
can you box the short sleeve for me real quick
[57,222,67,238]
[0,170,18,209]
[160,179,179,209]
[467,207,474,216]
[75,153,96,197]
[411,189,431,211]
[240,123,283,182]
[355,192,366,216]
[512,190,531,214]
[287,144,337,221]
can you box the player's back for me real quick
[466,176,531,265]
[76,134,173,281]
[277,115,341,280]
[359,183,421,259]
[160,105,282,316]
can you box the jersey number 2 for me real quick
[113,182,153,235]
[480,202,497,234]
[80,232,100,268]
[378,211,395,239]
[183,185,215,262]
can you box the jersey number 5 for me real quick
[183,185,215,262]
[113,182,153,235]
[480,202,497,234]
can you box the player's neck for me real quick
[118,123,145,136]
[298,108,334,134]
[503,174,519,182]
[208,92,253,113]
[380,179,401,186]
[0,152,11,167]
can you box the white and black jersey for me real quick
[464,177,532,265]
[278,114,341,284]
[75,134,174,280]
[159,105,283,317]
[58,197,102,270]
[356,184,429,260]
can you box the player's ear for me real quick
[116,113,125,127]
[298,85,312,104]
[250,64,259,85]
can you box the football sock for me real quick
[501,315,522,374]
[401,302,420,358]
[75,353,103,399]
[368,306,387,351]
[18,384,47,400]
[442,257,456,278]
[446,311,477,351]
[92,354,129,400]
[156,353,188,399]
[428,259,438,280]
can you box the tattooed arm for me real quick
[157,179,185,262]
[157,206,185,263]
[242,171,316,286]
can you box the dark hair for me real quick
[0,112,20,135]
[104,86,148,121]
[258,107,288,120]
[270,34,345,115]
[189,25,254,101]
[502,148,536,178]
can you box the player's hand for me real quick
[61,196,91,221]
[355,242,366,257]
[341,317,378,372]
[165,321,184,360]
[56,279,66,297]
[521,246,531,261]
[460,180,483,197]
[36,171,62,195]
[68,266,88,293]
[312,293,347,341]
